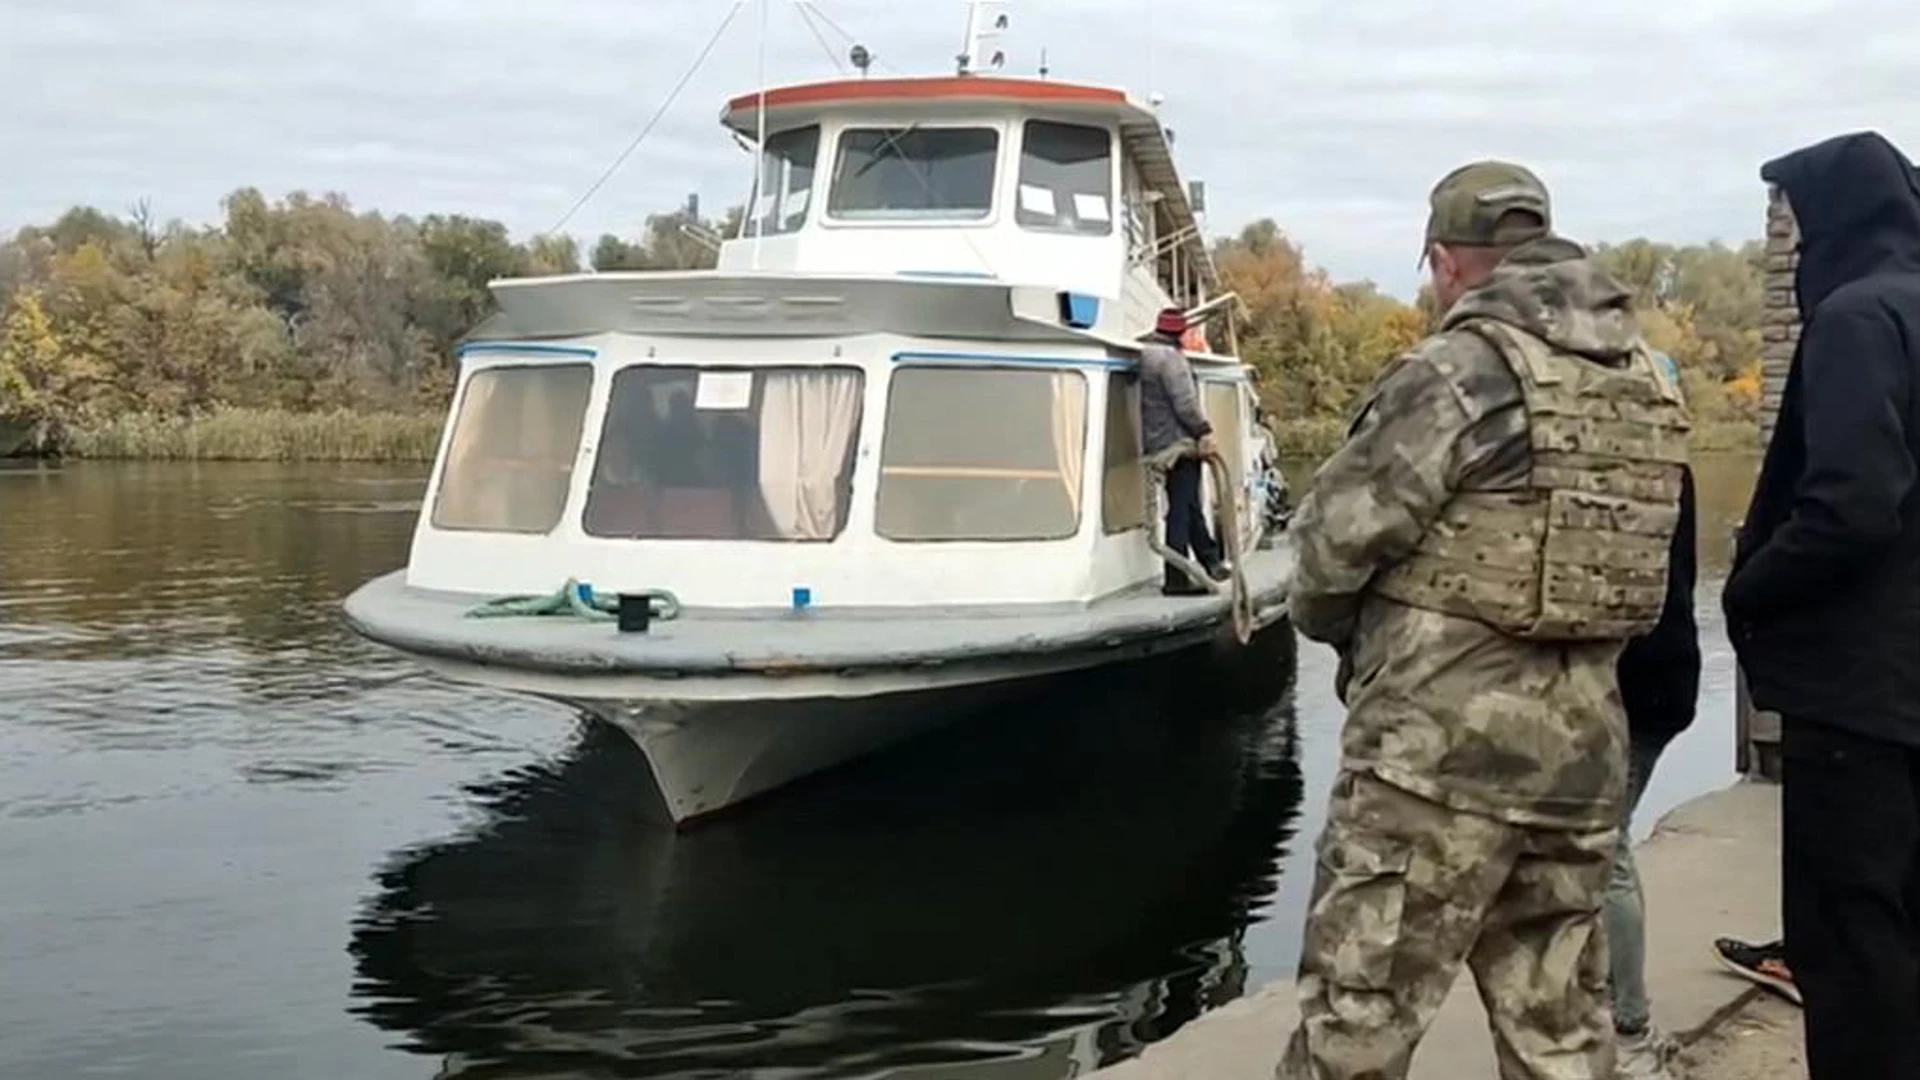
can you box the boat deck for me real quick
[342,540,1295,678]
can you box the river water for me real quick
[0,457,1757,1080]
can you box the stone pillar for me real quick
[1738,189,1796,782]
[1760,188,1800,444]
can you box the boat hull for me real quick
[411,613,1292,824]
[346,541,1297,823]
[586,683,1022,823]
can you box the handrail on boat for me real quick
[1143,443,1255,645]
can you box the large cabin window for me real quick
[827,127,999,222]
[1102,373,1148,534]
[584,365,864,541]
[431,363,593,534]
[1016,120,1114,236]
[877,366,1087,541]
[750,125,819,237]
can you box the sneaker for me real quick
[1712,937,1802,1006]
[1615,1027,1677,1080]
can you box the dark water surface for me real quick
[0,458,1754,1079]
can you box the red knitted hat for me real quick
[1155,308,1187,335]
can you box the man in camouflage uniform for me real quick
[1275,162,1691,1080]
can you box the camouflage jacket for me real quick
[1289,237,1652,830]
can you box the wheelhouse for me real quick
[716,77,1218,321]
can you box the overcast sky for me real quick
[4,0,1915,297]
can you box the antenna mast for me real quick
[751,0,769,269]
[956,0,1010,76]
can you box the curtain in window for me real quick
[757,370,863,539]
[1050,371,1087,519]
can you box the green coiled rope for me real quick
[464,578,681,622]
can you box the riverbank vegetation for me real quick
[2,191,1765,461]
[62,408,445,462]
[1213,221,1767,459]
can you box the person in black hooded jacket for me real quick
[1729,131,1920,1079]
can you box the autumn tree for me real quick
[0,290,109,451]
[0,191,1771,457]
[1215,220,1426,423]
[1593,238,1765,422]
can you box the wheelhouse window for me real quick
[431,363,593,534]
[877,366,1087,541]
[1016,120,1114,236]
[749,125,820,237]
[1102,373,1148,534]
[828,127,999,222]
[584,365,864,541]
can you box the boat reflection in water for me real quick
[347,629,1304,1079]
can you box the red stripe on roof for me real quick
[724,77,1128,117]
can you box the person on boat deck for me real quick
[1277,161,1690,1080]
[1140,307,1227,595]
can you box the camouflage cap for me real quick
[1420,160,1552,265]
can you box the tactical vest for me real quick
[1371,318,1692,641]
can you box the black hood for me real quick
[1761,131,1920,312]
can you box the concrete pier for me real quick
[1736,188,1799,782]
[1089,782,1785,1079]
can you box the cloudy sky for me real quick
[4,0,1915,297]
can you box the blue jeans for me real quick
[1605,735,1666,1034]
[1162,457,1221,572]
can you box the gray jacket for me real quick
[1139,339,1213,454]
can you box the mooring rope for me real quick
[1143,443,1255,645]
[465,579,681,623]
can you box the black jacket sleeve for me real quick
[1724,298,1918,621]
[1618,465,1702,746]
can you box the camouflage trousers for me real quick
[1276,771,1618,1080]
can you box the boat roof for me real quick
[464,272,1250,359]
[721,76,1218,294]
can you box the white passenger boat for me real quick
[344,2,1296,824]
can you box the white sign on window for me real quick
[1018,183,1058,217]
[1073,193,1112,223]
[695,371,754,410]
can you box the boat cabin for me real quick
[716,76,1217,327]
[401,74,1263,613]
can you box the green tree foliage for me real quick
[591,196,737,271]
[1590,239,1766,422]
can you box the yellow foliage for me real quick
[1726,361,1763,410]
[1216,221,1427,425]
[1,290,108,451]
